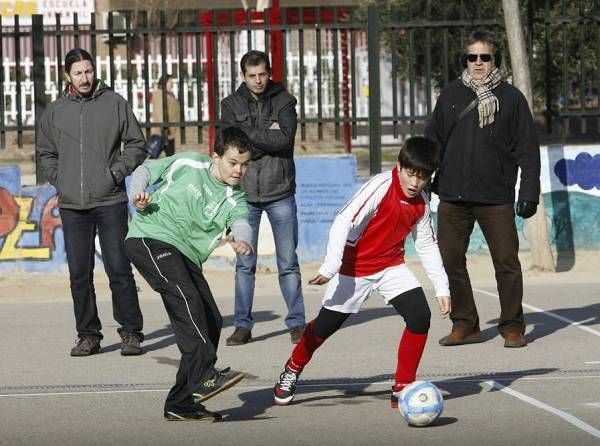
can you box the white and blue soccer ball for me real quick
[398,380,443,427]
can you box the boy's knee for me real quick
[312,308,350,339]
[390,288,431,334]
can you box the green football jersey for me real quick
[126,152,248,268]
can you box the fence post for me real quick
[32,14,46,185]
[367,4,381,175]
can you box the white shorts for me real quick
[321,264,421,313]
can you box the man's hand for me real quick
[436,296,451,318]
[229,240,252,256]
[132,192,151,210]
[516,200,537,219]
[308,274,330,285]
[269,121,280,130]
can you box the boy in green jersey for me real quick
[125,127,253,421]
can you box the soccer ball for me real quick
[397,381,443,427]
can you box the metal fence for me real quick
[1,3,599,175]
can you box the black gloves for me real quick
[516,200,537,219]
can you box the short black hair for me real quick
[214,127,253,157]
[397,136,440,178]
[240,50,271,74]
[64,48,94,74]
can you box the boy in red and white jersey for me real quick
[273,136,451,407]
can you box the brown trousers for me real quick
[437,201,525,335]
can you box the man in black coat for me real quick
[220,50,305,346]
[425,30,541,348]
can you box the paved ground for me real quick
[1,253,599,446]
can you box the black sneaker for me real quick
[118,330,144,356]
[70,337,101,357]
[226,327,252,346]
[164,405,222,422]
[273,365,300,405]
[192,368,245,403]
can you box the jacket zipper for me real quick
[255,99,262,199]
[80,101,84,206]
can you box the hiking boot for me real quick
[164,405,222,422]
[70,337,101,357]
[226,327,252,346]
[192,368,245,403]
[119,330,144,356]
[503,332,527,348]
[273,365,300,405]
[438,328,483,346]
[289,326,304,344]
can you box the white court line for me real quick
[585,361,600,364]
[485,380,600,440]
[473,288,600,337]
[0,389,168,398]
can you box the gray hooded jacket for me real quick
[37,80,147,209]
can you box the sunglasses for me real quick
[467,53,492,63]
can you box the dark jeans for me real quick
[125,238,221,412]
[437,201,524,335]
[60,203,142,339]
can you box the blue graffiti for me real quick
[554,152,600,190]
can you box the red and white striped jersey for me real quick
[318,167,449,297]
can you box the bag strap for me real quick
[439,97,478,163]
[430,98,479,194]
[451,98,478,137]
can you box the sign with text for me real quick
[0,0,94,26]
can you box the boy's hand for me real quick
[436,296,451,318]
[133,192,152,210]
[308,274,330,285]
[229,240,252,256]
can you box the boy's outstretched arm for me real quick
[311,212,353,285]
[436,295,451,318]
[412,197,452,317]
[308,274,330,285]
[128,165,152,210]
[228,219,254,256]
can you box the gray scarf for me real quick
[461,68,502,127]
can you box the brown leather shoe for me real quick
[289,326,304,344]
[226,328,252,346]
[503,332,527,348]
[438,329,483,346]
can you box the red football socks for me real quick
[287,320,325,372]
[395,328,428,387]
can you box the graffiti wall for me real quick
[1,145,599,272]
[0,165,65,272]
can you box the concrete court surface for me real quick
[0,253,599,446]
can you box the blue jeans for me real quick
[234,196,305,330]
[60,203,143,339]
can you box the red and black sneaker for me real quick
[273,365,301,405]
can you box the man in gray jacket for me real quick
[37,48,147,357]
[220,50,305,346]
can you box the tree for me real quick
[502,0,555,272]
[361,0,600,116]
